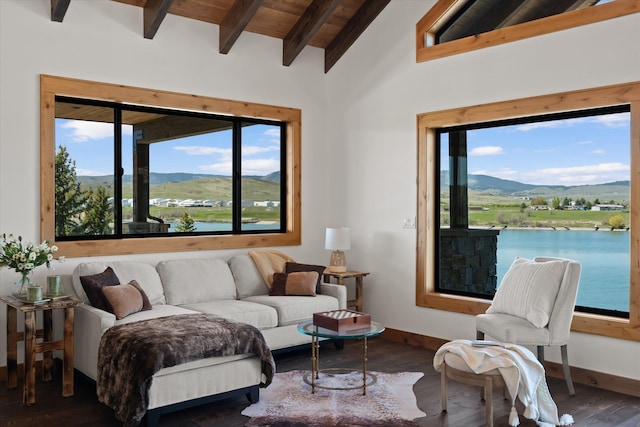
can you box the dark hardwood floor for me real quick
[1,338,639,426]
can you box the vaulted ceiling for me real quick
[49,0,391,73]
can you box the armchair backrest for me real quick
[533,256,581,345]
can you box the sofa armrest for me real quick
[320,283,347,309]
[74,304,116,380]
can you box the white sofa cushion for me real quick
[243,294,339,326]
[228,254,269,299]
[179,300,277,329]
[72,261,166,306]
[157,258,237,305]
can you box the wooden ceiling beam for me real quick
[219,0,264,54]
[283,0,340,67]
[51,0,71,22]
[144,0,174,39]
[324,0,391,73]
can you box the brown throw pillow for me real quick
[285,262,326,294]
[101,280,152,320]
[79,267,121,311]
[269,273,288,296]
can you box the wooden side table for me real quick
[1,295,80,405]
[322,270,370,312]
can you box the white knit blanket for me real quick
[433,339,573,427]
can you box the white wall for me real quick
[1,0,639,382]
[0,0,331,364]
[326,1,640,381]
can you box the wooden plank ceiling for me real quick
[50,0,391,73]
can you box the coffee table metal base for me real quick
[303,368,377,392]
[309,332,372,395]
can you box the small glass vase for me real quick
[12,272,34,298]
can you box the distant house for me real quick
[591,204,624,211]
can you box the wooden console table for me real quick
[1,295,80,405]
[322,270,370,312]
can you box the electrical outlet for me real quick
[402,217,416,229]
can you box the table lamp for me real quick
[325,227,350,273]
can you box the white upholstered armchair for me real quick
[476,256,581,395]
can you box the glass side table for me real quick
[297,320,385,395]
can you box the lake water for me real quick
[496,229,629,313]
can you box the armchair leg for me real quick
[561,345,576,396]
[537,346,545,364]
[476,330,485,340]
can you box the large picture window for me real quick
[416,81,640,342]
[41,75,301,257]
[437,106,631,318]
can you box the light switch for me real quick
[402,217,416,228]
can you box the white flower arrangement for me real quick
[0,233,64,275]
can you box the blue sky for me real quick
[441,112,630,186]
[55,121,281,177]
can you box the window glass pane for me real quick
[439,109,631,315]
[240,123,282,232]
[55,101,116,238]
[143,113,234,233]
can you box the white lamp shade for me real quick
[325,227,351,250]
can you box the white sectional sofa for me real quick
[69,253,347,426]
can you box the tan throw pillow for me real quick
[101,280,152,320]
[285,271,318,296]
[487,257,567,328]
[269,271,318,296]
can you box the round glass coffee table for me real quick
[297,320,385,395]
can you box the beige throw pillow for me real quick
[101,280,152,320]
[486,257,567,328]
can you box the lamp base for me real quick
[328,250,347,273]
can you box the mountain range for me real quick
[441,172,630,201]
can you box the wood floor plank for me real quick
[1,338,638,426]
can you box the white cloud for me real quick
[199,158,279,175]
[469,146,504,156]
[488,168,519,180]
[591,149,605,155]
[199,161,232,175]
[174,146,231,156]
[528,162,629,185]
[76,168,109,176]
[60,120,132,142]
[264,129,280,137]
[576,140,592,145]
[242,145,279,156]
[516,113,629,132]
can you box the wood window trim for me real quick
[416,81,640,342]
[416,0,640,63]
[40,74,301,258]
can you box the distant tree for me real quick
[586,201,592,209]
[176,212,196,232]
[609,199,616,204]
[609,215,625,229]
[578,197,587,206]
[562,197,571,207]
[552,197,561,209]
[594,198,601,205]
[519,202,527,211]
[531,197,547,206]
[82,186,113,235]
[55,146,87,236]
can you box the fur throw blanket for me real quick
[97,314,275,426]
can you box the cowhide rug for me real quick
[241,370,426,426]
